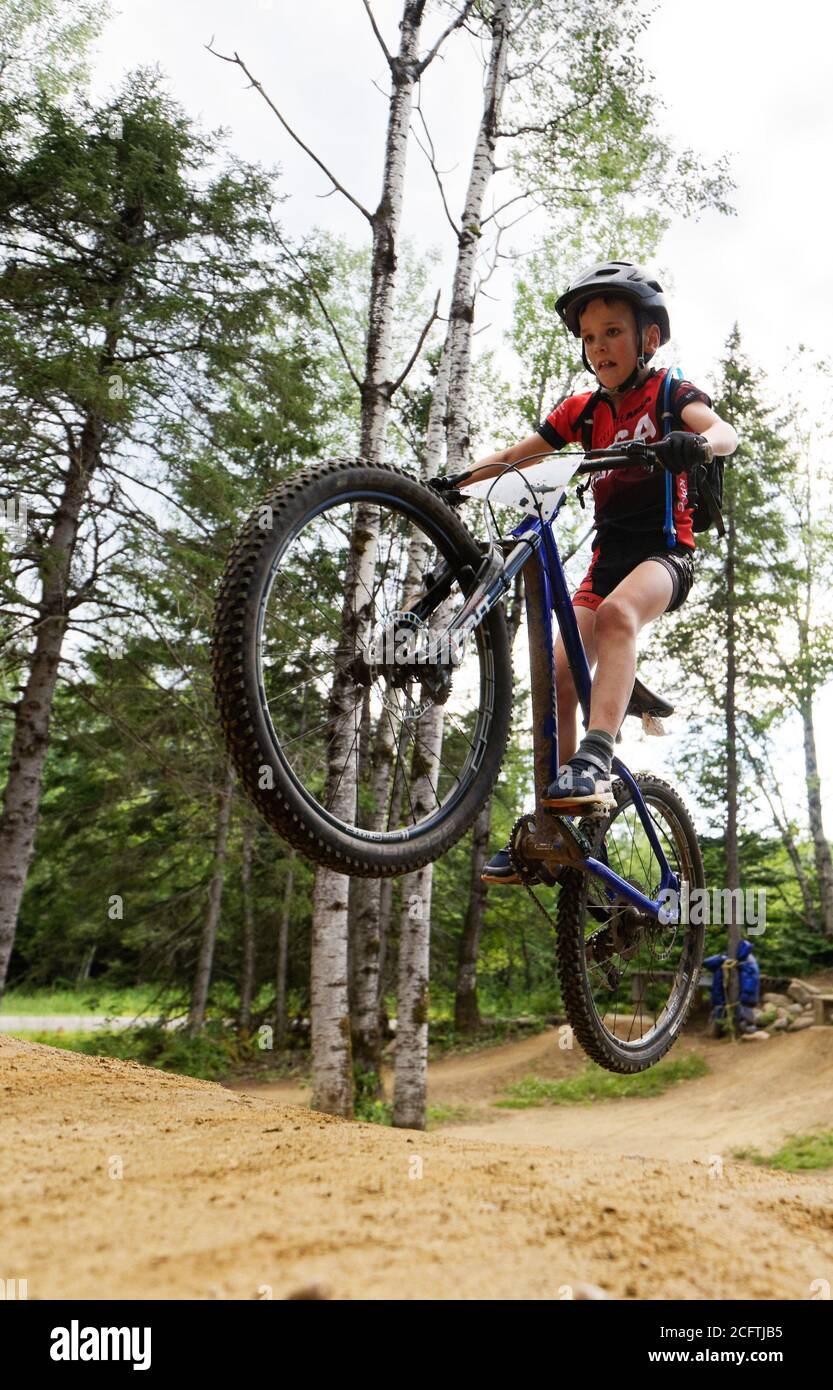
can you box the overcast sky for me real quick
[87,0,833,825]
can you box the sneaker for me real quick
[481,844,523,885]
[480,842,566,887]
[541,754,615,811]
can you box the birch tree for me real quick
[211,1,476,1115]
[391,0,732,1121]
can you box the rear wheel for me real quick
[212,458,513,876]
[555,775,705,1072]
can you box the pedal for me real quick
[540,791,616,817]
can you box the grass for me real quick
[10,1022,258,1081]
[2,985,168,1017]
[732,1131,833,1173]
[352,1098,471,1128]
[495,1052,710,1108]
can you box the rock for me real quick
[769,1018,789,1032]
[787,1003,804,1018]
[286,1281,332,1300]
[741,1030,770,1041]
[763,992,792,1009]
[788,980,821,1004]
[787,1015,813,1032]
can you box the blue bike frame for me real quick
[458,495,681,925]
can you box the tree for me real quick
[396,0,732,1086]
[645,328,798,964]
[0,72,320,997]
[0,0,106,102]
[747,357,833,936]
[210,1,478,1116]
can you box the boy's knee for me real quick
[595,596,637,638]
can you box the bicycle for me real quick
[212,441,706,1073]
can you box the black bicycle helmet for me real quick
[555,261,670,391]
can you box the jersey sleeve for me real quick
[673,380,712,426]
[536,392,591,449]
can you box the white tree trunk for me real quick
[310,0,430,1117]
[391,3,512,1123]
[392,707,443,1129]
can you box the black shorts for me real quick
[573,538,695,614]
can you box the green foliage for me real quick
[0,0,107,102]
[1,984,162,1015]
[501,0,733,221]
[496,1052,710,1107]
[733,1131,833,1173]
[14,1020,256,1080]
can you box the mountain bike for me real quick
[212,443,706,1073]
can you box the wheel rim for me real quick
[579,787,702,1052]
[254,489,500,844]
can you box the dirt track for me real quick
[3,1028,833,1300]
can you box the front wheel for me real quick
[556,775,706,1073]
[212,458,513,876]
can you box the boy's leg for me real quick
[585,559,674,737]
[481,602,597,885]
[543,558,674,808]
[554,602,599,764]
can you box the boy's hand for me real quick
[656,432,713,474]
[428,473,468,507]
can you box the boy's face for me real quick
[578,296,659,390]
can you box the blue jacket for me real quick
[704,939,760,1007]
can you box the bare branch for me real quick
[362,0,393,66]
[509,1,539,41]
[205,42,372,223]
[267,215,362,389]
[389,290,441,395]
[507,34,561,84]
[417,0,478,75]
[480,187,537,227]
[413,94,459,236]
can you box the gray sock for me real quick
[575,727,615,772]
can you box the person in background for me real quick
[704,938,762,1036]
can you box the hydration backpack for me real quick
[659,371,726,538]
[576,370,726,539]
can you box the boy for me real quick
[465,261,738,883]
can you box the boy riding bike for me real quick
[466,261,738,883]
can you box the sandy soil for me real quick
[3,1029,833,1301]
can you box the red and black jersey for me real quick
[537,368,712,550]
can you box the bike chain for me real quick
[508,810,619,985]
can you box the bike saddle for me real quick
[625,676,674,720]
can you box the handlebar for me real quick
[577,437,714,473]
[430,437,714,505]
